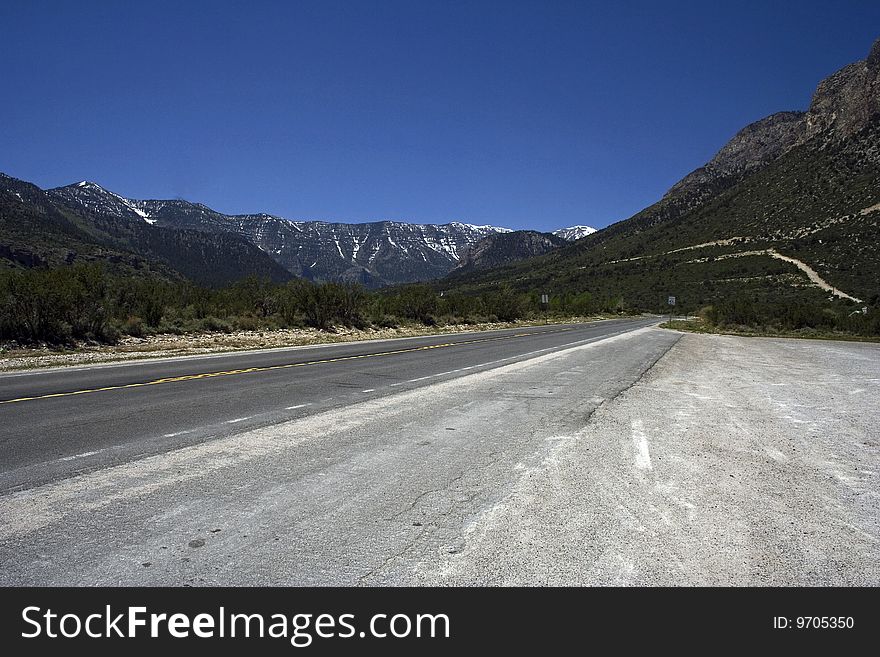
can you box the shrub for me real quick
[232,314,262,331]
[121,315,145,337]
[371,314,399,328]
[200,316,233,333]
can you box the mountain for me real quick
[1,174,292,286]
[50,181,157,224]
[46,182,513,287]
[552,225,597,241]
[664,111,806,200]
[444,37,880,312]
[801,37,880,142]
[1,173,159,273]
[452,230,567,274]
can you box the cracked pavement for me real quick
[2,327,875,585]
[0,326,675,585]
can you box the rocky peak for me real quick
[665,111,805,199]
[866,37,880,72]
[666,36,880,201]
[48,181,157,224]
[0,172,48,205]
[802,38,880,142]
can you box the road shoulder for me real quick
[424,333,880,585]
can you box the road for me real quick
[1,320,877,586]
[0,318,654,493]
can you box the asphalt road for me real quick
[4,322,873,586]
[0,318,656,493]
[0,318,678,585]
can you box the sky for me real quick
[1,1,879,231]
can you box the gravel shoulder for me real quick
[427,333,880,585]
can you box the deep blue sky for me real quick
[2,1,878,230]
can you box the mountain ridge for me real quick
[44,180,598,287]
[0,174,293,286]
[443,36,880,313]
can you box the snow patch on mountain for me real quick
[553,225,597,241]
[52,181,157,224]
[44,180,517,286]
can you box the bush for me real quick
[371,314,399,328]
[387,284,438,323]
[200,316,233,333]
[0,264,115,344]
[121,315,145,337]
[232,314,262,331]
[483,287,525,322]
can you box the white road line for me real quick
[361,389,375,393]
[285,403,312,410]
[58,449,104,462]
[163,430,192,438]
[225,417,251,424]
[632,419,653,471]
[393,329,638,388]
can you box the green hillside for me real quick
[444,118,880,314]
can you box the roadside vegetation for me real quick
[661,297,880,341]
[4,262,876,351]
[0,264,630,347]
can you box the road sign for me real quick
[668,296,676,306]
[541,294,549,304]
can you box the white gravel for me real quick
[422,333,880,585]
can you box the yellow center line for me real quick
[0,327,577,405]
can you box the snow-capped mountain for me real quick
[212,215,512,286]
[552,225,597,241]
[50,181,157,224]
[2,174,292,286]
[47,182,513,287]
